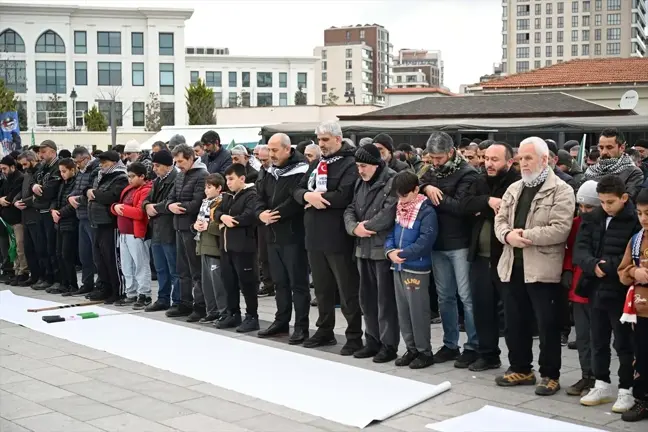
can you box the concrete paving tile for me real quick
[0,390,52,420]
[88,413,177,432]
[41,395,124,421]
[0,334,67,359]
[605,419,648,431]
[106,395,194,422]
[238,398,320,423]
[44,355,110,373]
[185,383,255,404]
[381,413,435,431]
[0,320,19,329]
[0,348,14,356]
[552,415,620,430]
[386,367,460,386]
[176,396,263,423]
[0,367,32,385]
[61,380,139,403]
[0,327,66,348]
[519,397,619,425]
[14,412,104,432]
[423,397,511,418]
[450,381,539,406]
[2,378,74,402]
[22,365,93,386]
[162,413,253,432]
[131,380,204,403]
[306,418,358,432]
[0,353,49,372]
[82,367,154,387]
[236,413,326,432]
[0,418,31,432]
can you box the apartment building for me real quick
[392,49,444,88]
[502,0,647,75]
[1,3,193,131]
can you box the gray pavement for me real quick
[0,283,642,432]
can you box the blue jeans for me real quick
[432,248,478,352]
[151,243,180,306]
[78,219,96,289]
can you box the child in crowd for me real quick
[385,171,438,369]
[111,162,153,309]
[617,187,648,423]
[193,173,227,324]
[563,180,599,397]
[214,164,259,333]
[574,175,640,413]
[50,158,78,295]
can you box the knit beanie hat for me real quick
[372,133,394,153]
[576,180,601,207]
[0,155,15,167]
[355,144,383,166]
[557,150,573,168]
[152,149,173,166]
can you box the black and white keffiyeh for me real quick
[523,166,550,188]
[267,161,309,181]
[584,153,636,180]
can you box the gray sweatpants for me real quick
[394,270,432,355]
[200,255,227,316]
[573,302,592,378]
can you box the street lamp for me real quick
[69,88,77,130]
[344,87,356,105]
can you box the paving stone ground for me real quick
[0,283,642,432]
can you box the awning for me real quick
[141,125,263,149]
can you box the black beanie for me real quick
[355,144,383,166]
[372,133,394,154]
[0,155,15,167]
[152,149,173,166]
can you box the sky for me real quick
[10,0,503,92]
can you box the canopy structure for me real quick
[141,124,263,149]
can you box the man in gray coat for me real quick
[343,143,400,363]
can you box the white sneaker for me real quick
[612,388,634,413]
[580,380,615,406]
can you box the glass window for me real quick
[1,60,27,93]
[595,0,602,10]
[572,30,579,41]
[190,71,199,84]
[595,28,602,40]
[583,1,590,12]
[321,61,327,71]
[557,45,564,56]
[160,102,174,126]
[131,32,143,55]
[321,50,327,60]
[75,61,87,86]
[35,61,66,94]
[36,30,65,53]
[75,101,88,127]
[517,33,530,44]
[214,92,222,108]
[322,83,327,93]
[98,62,122,86]
[517,19,530,30]
[98,101,123,127]
[606,0,620,11]
[321,94,326,104]
[572,1,579,12]
[241,92,250,107]
[572,16,579,27]
[257,72,272,87]
[583,29,590,40]
[572,44,579,56]
[279,72,287,88]
[535,4,541,15]
[346,71,352,81]
[257,92,273,107]
[546,59,553,66]
[298,72,307,88]
[242,72,250,87]
[346,60,352,69]
[558,16,564,28]
[606,42,621,54]
[228,92,238,107]
[582,44,590,55]
[159,33,174,56]
[159,63,174,95]
[583,15,590,26]
[535,46,541,57]
[558,31,564,42]
[595,14,602,25]
[228,71,237,87]
[74,31,86,54]
[546,31,553,42]
[206,71,222,87]
[546,45,553,56]
[546,17,553,28]
[535,31,541,43]
[550,3,556,14]
[535,18,541,29]
[322,72,327,82]
[607,13,621,25]
[132,102,145,127]
[345,48,352,58]
[516,47,530,58]
[607,28,621,40]
[595,43,601,54]
[516,61,529,73]
[535,60,541,69]
[132,63,144,86]
[279,93,288,106]
[97,31,121,54]
[0,30,25,53]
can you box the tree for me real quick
[186,78,215,125]
[84,105,108,131]
[325,88,339,106]
[145,92,162,132]
[0,78,17,112]
[294,85,307,105]
[46,93,67,127]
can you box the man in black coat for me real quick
[293,121,363,355]
[201,130,232,175]
[372,133,410,173]
[14,151,42,287]
[462,142,520,372]
[0,156,26,284]
[255,133,311,344]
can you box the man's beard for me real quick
[487,165,509,178]
[521,167,543,184]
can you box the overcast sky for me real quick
[10,0,502,92]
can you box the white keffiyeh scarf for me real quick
[307,156,343,192]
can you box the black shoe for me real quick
[257,285,275,297]
[73,285,93,297]
[132,295,151,310]
[88,290,109,301]
[46,283,62,293]
[104,296,118,305]
[10,274,29,286]
[32,280,52,291]
[165,304,192,318]
[114,296,137,307]
[454,349,479,369]
[145,300,170,312]
[340,340,363,356]
[49,284,69,295]
[61,287,78,297]
[561,334,568,347]
[353,344,379,359]
[567,340,577,350]
[186,311,205,323]
[566,377,594,396]
[151,273,158,281]
[258,321,289,338]
[303,332,337,348]
[236,314,260,333]
[288,328,308,345]
[395,350,418,367]
[19,277,38,287]
[199,313,220,324]
[469,357,502,372]
[622,400,648,422]
[433,346,460,364]
[410,353,434,369]
[373,346,398,364]
[215,313,242,329]
[0,272,14,282]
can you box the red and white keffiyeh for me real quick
[396,194,427,229]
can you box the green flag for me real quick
[30,128,35,147]
[576,134,587,169]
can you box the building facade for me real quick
[313,44,374,105]
[502,0,646,75]
[1,4,193,131]
[391,49,444,88]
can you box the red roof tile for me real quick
[384,87,456,96]
[482,58,648,89]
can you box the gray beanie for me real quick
[168,134,186,148]
[576,180,601,207]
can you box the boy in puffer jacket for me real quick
[385,171,438,370]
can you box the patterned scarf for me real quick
[307,156,343,192]
[432,150,463,179]
[523,166,549,188]
[584,153,636,180]
[97,161,126,183]
[267,160,309,180]
[396,194,427,229]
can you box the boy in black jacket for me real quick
[50,159,78,295]
[574,175,640,413]
[214,163,259,333]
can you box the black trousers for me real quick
[176,230,202,310]
[24,222,43,281]
[635,316,648,401]
[221,250,258,316]
[559,284,572,337]
[41,212,59,283]
[358,258,400,350]
[501,266,562,380]
[93,225,122,298]
[267,242,310,330]
[470,256,502,360]
[308,249,362,342]
[258,227,274,289]
[590,302,634,389]
[56,228,79,289]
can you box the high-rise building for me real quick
[315,24,392,105]
[502,0,646,75]
[391,49,444,88]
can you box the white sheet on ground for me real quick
[0,290,451,428]
[426,405,608,432]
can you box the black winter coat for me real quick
[54,176,78,232]
[255,149,309,245]
[164,161,208,231]
[16,165,40,225]
[0,169,24,225]
[31,158,62,212]
[203,148,232,175]
[554,167,576,190]
[215,185,258,253]
[420,158,479,251]
[142,169,178,244]
[293,142,359,253]
[70,158,100,220]
[574,201,641,306]
[389,157,410,173]
[244,164,259,184]
[462,168,521,265]
[88,168,129,228]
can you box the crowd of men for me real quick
[0,123,646,424]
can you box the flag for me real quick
[576,134,587,170]
[31,128,35,147]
